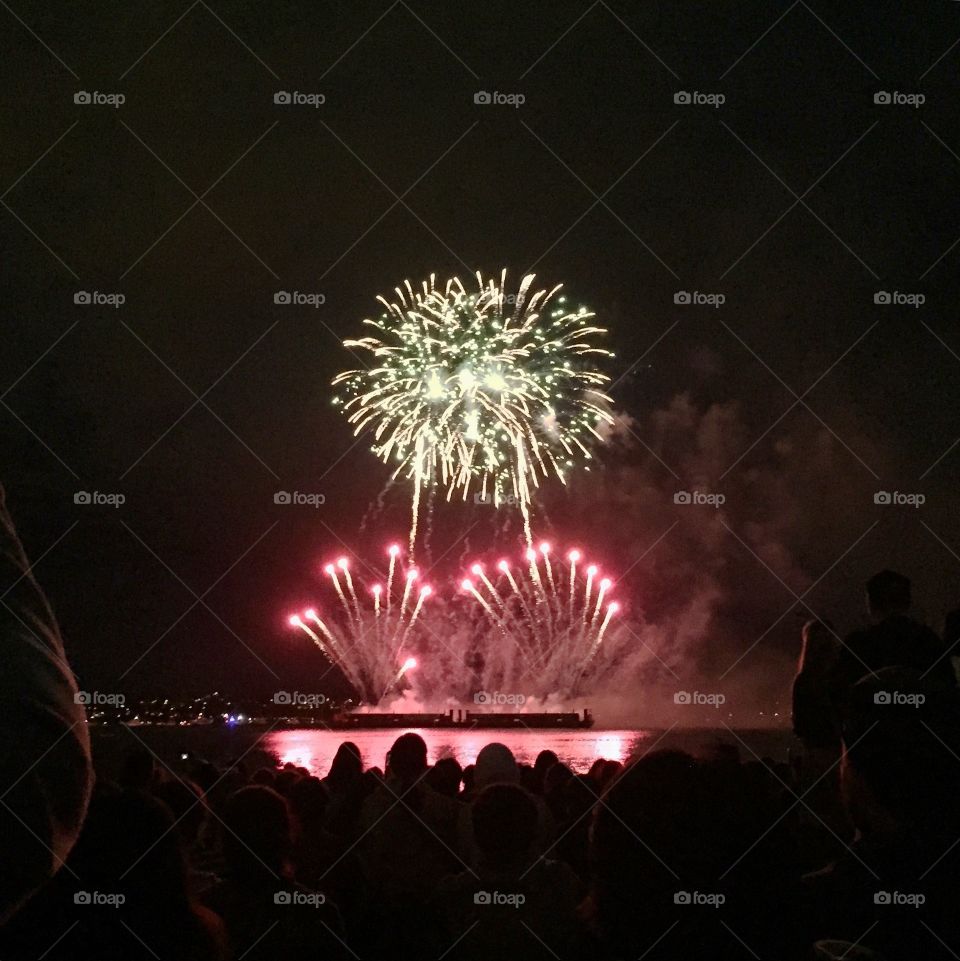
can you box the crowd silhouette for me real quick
[2,484,960,959]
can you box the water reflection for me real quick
[266,728,648,777]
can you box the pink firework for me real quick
[287,544,429,702]
[459,539,621,698]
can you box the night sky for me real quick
[2,1,959,706]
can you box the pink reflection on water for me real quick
[589,733,626,763]
[265,728,644,778]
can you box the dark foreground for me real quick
[4,694,960,961]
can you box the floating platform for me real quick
[331,708,594,729]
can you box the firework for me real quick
[284,538,659,708]
[332,271,614,552]
[287,545,431,703]
[459,540,622,700]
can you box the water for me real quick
[90,725,794,780]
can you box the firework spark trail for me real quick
[462,540,620,698]
[289,548,430,702]
[524,547,553,654]
[289,614,320,646]
[333,271,615,555]
[284,537,655,705]
[461,576,536,675]
[386,544,398,618]
[567,550,580,619]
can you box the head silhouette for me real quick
[866,570,911,619]
[472,783,538,867]
[474,742,519,789]
[798,619,839,675]
[222,785,291,878]
[388,733,428,784]
[327,741,362,788]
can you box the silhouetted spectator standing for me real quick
[2,787,228,960]
[803,669,960,959]
[836,571,953,696]
[204,785,347,960]
[323,741,365,838]
[792,619,850,860]
[359,734,461,897]
[153,777,219,898]
[426,755,464,798]
[76,789,227,960]
[793,619,843,750]
[289,774,367,934]
[589,749,802,960]
[0,484,93,924]
[531,749,559,794]
[435,783,584,961]
[358,733,461,958]
[458,743,555,867]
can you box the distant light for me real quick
[388,544,400,556]
[420,585,432,597]
[337,557,349,569]
[539,541,551,554]
[568,549,582,562]
[323,563,335,575]
[372,584,382,595]
[526,548,537,562]
[288,615,302,627]
[471,563,483,575]
[407,568,418,581]
[600,578,611,590]
[461,578,473,591]
[403,657,418,670]
[608,602,620,613]
[587,564,598,576]
[304,608,317,620]
[497,559,509,571]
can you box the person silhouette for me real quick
[0,484,92,924]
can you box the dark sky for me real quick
[2,1,959,701]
